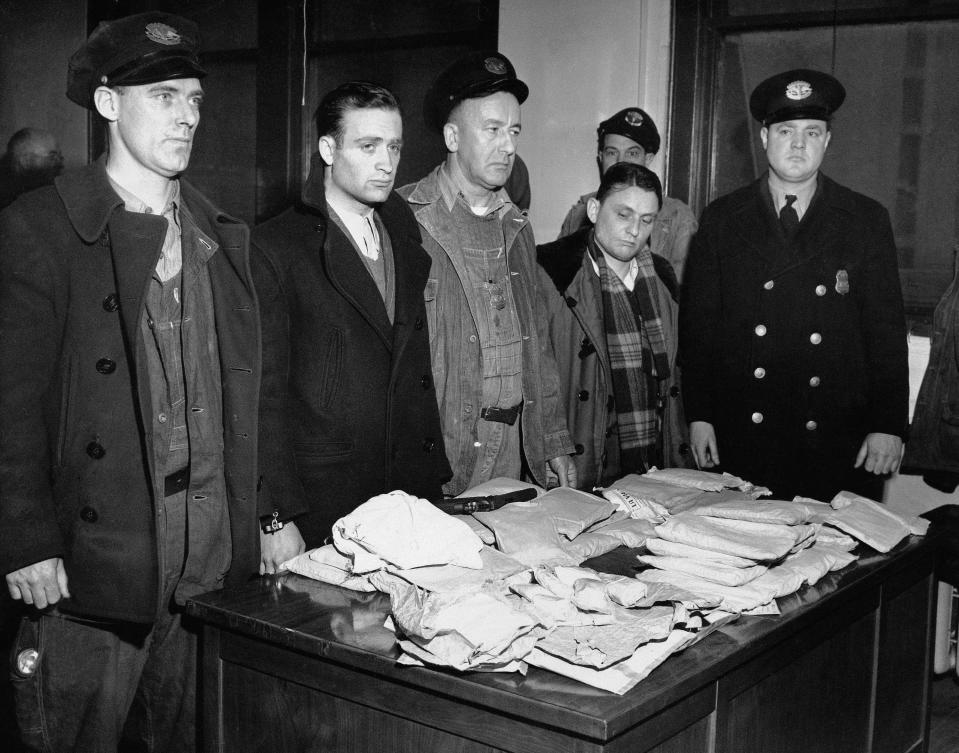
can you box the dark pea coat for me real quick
[680,173,908,500]
[251,157,451,547]
[0,159,263,623]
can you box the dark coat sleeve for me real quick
[678,200,723,425]
[0,192,68,575]
[249,215,309,525]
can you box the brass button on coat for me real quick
[755,324,767,337]
[86,441,105,459]
[754,367,766,379]
[96,358,116,374]
[810,332,822,345]
[815,285,827,296]
[763,280,774,290]
[805,420,818,431]
[809,376,821,387]
[79,506,98,523]
[102,293,119,312]
[751,412,764,424]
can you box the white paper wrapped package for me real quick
[644,538,758,568]
[654,512,814,562]
[601,473,704,512]
[635,568,781,613]
[473,488,617,567]
[370,571,543,671]
[332,490,484,573]
[688,498,815,526]
[636,555,768,587]
[825,491,928,553]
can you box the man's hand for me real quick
[689,421,720,468]
[6,558,69,609]
[259,521,306,575]
[548,455,578,489]
[854,433,903,475]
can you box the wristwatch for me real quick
[261,510,286,534]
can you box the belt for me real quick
[480,402,523,426]
[164,465,190,497]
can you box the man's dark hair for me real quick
[596,161,663,209]
[314,81,401,144]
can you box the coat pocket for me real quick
[318,328,344,410]
[55,353,78,467]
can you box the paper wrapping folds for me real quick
[644,538,757,568]
[333,490,485,573]
[825,491,929,553]
[636,555,768,587]
[635,568,781,613]
[655,513,814,562]
[688,498,816,526]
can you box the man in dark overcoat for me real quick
[252,82,451,547]
[680,68,908,501]
[0,12,302,752]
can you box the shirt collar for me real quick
[767,174,817,217]
[108,176,179,218]
[437,161,511,217]
[587,229,640,291]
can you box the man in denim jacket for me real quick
[400,51,576,494]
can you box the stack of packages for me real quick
[280,470,929,694]
[281,483,734,693]
[599,469,929,615]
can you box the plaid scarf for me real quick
[590,232,671,472]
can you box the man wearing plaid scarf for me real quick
[538,162,689,489]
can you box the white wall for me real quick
[499,0,673,239]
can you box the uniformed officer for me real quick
[679,68,908,501]
[558,107,697,282]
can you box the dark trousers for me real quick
[10,490,200,753]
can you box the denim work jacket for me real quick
[400,166,574,495]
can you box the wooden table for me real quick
[189,536,936,753]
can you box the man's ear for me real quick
[318,135,336,167]
[93,86,120,123]
[644,152,655,167]
[586,196,601,225]
[443,122,459,153]
[760,126,769,150]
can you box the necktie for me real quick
[780,194,799,236]
[361,214,379,261]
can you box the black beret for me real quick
[749,68,845,126]
[423,51,528,132]
[597,107,660,155]
[67,12,206,109]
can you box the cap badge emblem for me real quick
[145,22,182,45]
[785,80,812,100]
[835,269,850,295]
[625,110,644,126]
[484,57,507,75]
